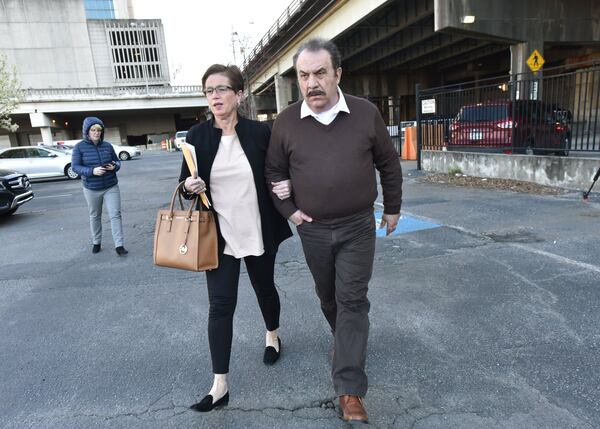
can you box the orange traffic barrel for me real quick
[402,127,417,160]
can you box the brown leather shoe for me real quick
[339,395,368,423]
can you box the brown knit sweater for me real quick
[265,93,403,221]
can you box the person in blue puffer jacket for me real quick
[72,117,128,256]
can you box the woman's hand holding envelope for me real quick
[185,175,206,194]
[182,143,211,207]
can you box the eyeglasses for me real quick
[90,126,103,132]
[204,85,233,96]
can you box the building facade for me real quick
[0,0,202,149]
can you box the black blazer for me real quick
[178,116,292,255]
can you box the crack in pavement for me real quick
[20,387,193,424]
[489,255,584,345]
[210,398,340,422]
[19,404,191,424]
[490,256,559,304]
[408,410,489,429]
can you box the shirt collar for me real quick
[300,87,350,119]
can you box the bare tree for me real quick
[0,54,22,132]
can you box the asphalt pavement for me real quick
[1,150,599,429]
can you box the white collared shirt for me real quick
[300,86,350,125]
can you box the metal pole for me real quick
[510,72,517,153]
[231,31,238,65]
[416,83,422,170]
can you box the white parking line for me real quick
[510,243,600,275]
[34,194,73,199]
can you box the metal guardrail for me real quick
[241,0,307,71]
[22,85,204,101]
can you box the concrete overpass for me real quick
[15,86,207,114]
[242,0,600,120]
[5,86,208,148]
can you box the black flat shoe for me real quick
[190,392,229,412]
[263,337,281,365]
[92,244,101,254]
[115,246,128,256]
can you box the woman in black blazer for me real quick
[178,64,292,412]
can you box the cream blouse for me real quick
[209,134,264,258]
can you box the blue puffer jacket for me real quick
[71,117,121,191]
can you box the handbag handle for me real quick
[175,181,211,211]
[163,182,205,251]
[167,181,200,219]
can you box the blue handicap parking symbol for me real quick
[374,211,440,237]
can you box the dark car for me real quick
[0,169,34,216]
[448,100,571,155]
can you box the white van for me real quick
[174,131,188,150]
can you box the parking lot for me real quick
[1,150,599,428]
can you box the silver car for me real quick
[0,146,79,180]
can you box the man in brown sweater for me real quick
[265,38,403,423]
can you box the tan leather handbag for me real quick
[153,182,218,271]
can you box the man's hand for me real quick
[184,175,206,194]
[289,209,313,226]
[93,166,106,176]
[379,213,400,235]
[271,180,292,200]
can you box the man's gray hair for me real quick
[293,38,342,70]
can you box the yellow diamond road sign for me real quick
[527,49,544,72]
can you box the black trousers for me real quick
[296,209,375,397]
[205,250,279,374]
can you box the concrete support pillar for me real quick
[9,134,19,147]
[510,39,544,100]
[244,92,257,120]
[510,43,532,77]
[118,124,128,145]
[29,112,55,145]
[274,74,294,113]
[40,127,53,145]
[361,76,371,96]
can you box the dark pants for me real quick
[297,209,375,397]
[205,251,279,374]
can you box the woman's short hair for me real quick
[202,64,244,92]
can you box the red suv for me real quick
[448,100,570,156]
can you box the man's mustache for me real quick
[307,90,325,97]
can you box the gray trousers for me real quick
[297,209,375,397]
[82,184,124,247]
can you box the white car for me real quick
[110,143,141,161]
[53,140,140,161]
[0,146,79,180]
[174,131,188,150]
[48,144,74,155]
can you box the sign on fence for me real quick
[421,99,436,114]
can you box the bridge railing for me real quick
[242,0,307,71]
[22,85,204,101]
